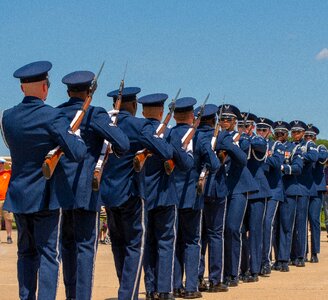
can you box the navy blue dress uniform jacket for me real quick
[281,141,303,196]
[144,119,192,210]
[51,97,130,212]
[313,144,328,192]
[247,135,272,200]
[100,110,172,208]
[295,140,319,197]
[225,131,258,195]
[264,140,285,201]
[192,124,221,208]
[1,96,87,213]
[169,123,199,209]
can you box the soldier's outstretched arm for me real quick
[282,153,303,176]
[199,138,220,172]
[266,142,285,169]
[216,134,247,166]
[49,111,87,162]
[302,141,319,163]
[140,122,173,160]
[169,133,194,171]
[318,146,328,163]
[250,136,267,153]
[91,107,130,155]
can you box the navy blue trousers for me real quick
[241,198,266,274]
[61,209,99,300]
[261,199,279,267]
[291,195,310,260]
[109,196,146,300]
[308,193,323,255]
[198,197,227,284]
[224,193,248,278]
[278,196,297,262]
[144,205,177,294]
[174,208,202,292]
[14,209,62,300]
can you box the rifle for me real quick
[133,88,181,172]
[92,64,127,191]
[163,93,210,175]
[196,101,224,195]
[42,62,105,180]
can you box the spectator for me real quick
[0,157,13,244]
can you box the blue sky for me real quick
[0,0,327,154]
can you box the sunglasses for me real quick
[220,117,234,122]
[237,124,251,128]
[274,131,285,136]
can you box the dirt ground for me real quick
[1,230,328,300]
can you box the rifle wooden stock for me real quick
[196,167,209,196]
[42,148,64,179]
[164,158,176,175]
[133,149,153,172]
[196,123,221,195]
[92,140,110,191]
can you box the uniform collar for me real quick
[147,118,161,126]
[22,96,44,103]
[119,109,133,117]
[175,123,191,127]
[198,124,213,131]
[68,97,84,104]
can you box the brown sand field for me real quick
[1,230,328,300]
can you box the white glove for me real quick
[74,129,81,138]
[186,140,193,153]
[108,109,119,123]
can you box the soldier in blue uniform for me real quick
[138,94,193,300]
[216,105,258,287]
[272,121,303,272]
[240,116,272,283]
[261,121,285,275]
[197,104,246,293]
[290,120,318,267]
[306,125,328,262]
[101,87,172,300]
[53,71,130,300]
[1,61,87,300]
[172,97,206,299]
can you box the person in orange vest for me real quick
[0,157,13,244]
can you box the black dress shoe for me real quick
[228,276,239,287]
[243,273,259,283]
[173,288,185,298]
[208,281,229,292]
[184,291,202,299]
[198,277,208,292]
[146,291,157,300]
[271,261,282,271]
[296,258,305,267]
[280,262,289,272]
[290,258,298,266]
[310,254,319,263]
[158,293,174,300]
[260,265,271,276]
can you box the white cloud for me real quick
[315,48,328,60]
